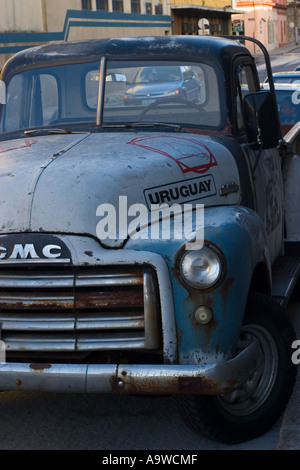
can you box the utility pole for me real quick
[41,0,48,33]
[253,0,256,54]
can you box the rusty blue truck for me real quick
[0,35,299,444]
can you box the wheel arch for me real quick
[248,260,271,298]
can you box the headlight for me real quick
[180,245,223,289]
[163,89,179,96]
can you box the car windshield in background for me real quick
[102,60,222,128]
[263,83,300,124]
[264,72,300,84]
[0,59,223,135]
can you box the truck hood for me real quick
[0,132,240,247]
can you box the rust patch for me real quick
[178,375,237,395]
[203,295,214,307]
[30,363,51,371]
[75,289,144,309]
[111,372,239,395]
[0,296,73,310]
[220,277,235,305]
[200,317,218,335]
[176,328,184,348]
[178,375,220,394]
[118,375,179,395]
[16,379,22,389]
[110,374,125,393]
[84,250,93,257]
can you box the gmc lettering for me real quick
[0,243,62,260]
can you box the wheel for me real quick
[176,292,297,444]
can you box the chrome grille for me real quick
[0,267,161,353]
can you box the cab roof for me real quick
[1,35,252,79]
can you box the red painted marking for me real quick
[127,135,217,174]
[0,138,37,154]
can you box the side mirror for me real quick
[244,91,281,149]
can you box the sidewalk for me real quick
[253,41,299,62]
[267,41,299,56]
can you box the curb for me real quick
[254,42,299,62]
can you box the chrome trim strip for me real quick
[0,313,145,331]
[0,273,74,288]
[0,259,71,264]
[4,333,145,352]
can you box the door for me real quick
[234,61,284,263]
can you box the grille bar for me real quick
[0,267,161,354]
[0,312,145,331]
[0,274,74,288]
[4,332,145,352]
[0,294,74,309]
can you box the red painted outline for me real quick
[0,138,37,154]
[127,135,217,174]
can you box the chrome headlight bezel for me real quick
[179,243,226,290]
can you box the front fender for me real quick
[125,205,271,365]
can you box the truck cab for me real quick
[0,35,297,444]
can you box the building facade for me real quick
[170,0,241,36]
[0,0,293,69]
[286,0,300,44]
[231,0,288,53]
[0,0,171,69]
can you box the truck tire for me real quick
[176,291,297,444]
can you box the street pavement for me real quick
[255,40,300,60]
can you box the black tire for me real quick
[176,292,297,444]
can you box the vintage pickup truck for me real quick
[0,35,299,444]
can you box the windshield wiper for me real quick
[102,122,185,132]
[23,128,82,136]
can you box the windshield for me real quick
[0,58,223,135]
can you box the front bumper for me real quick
[0,340,258,395]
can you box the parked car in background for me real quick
[264,71,300,84]
[123,65,201,106]
[262,82,300,134]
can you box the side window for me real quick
[3,74,24,131]
[235,64,257,134]
[4,72,58,131]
